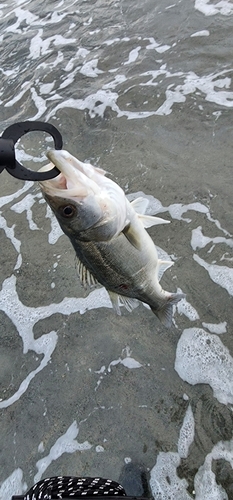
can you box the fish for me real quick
[39,150,185,327]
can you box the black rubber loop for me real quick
[0,121,63,180]
[0,138,15,169]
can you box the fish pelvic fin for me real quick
[75,257,99,287]
[151,293,185,328]
[130,197,170,227]
[138,214,170,228]
[122,223,141,250]
[108,290,139,315]
[157,259,174,281]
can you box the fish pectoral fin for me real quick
[131,197,149,214]
[108,290,139,315]
[75,257,99,287]
[157,259,174,281]
[138,214,170,228]
[122,223,141,250]
[151,293,185,328]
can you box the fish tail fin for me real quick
[151,293,185,328]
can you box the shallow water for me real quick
[0,1,233,498]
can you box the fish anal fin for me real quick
[131,197,149,214]
[138,214,170,228]
[108,290,121,315]
[107,290,139,315]
[151,293,185,328]
[119,295,139,312]
[122,223,141,250]
[157,259,174,281]
[75,256,98,288]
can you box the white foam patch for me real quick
[175,328,233,405]
[94,347,142,391]
[0,469,27,499]
[220,252,233,262]
[34,421,92,483]
[4,187,63,245]
[191,226,233,251]
[38,442,45,453]
[193,254,233,296]
[144,37,171,52]
[5,7,39,33]
[11,193,41,231]
[150,452,190,500]
[178,404,195,459]
[175,288,200,321]
[96,445,104,452]
[5,44,232,122]
[44,205,64,244]
[150,439,232,500]
[80,59,103,78]
[0,183,33,209]
[64,48,90,72]
[202,321,227,334]
[0,274,112,352]
[194,438,233,499]
[104,37,130,46]
[0,214,22,269]
[195,0,233,16]
[0,274,115,407]
[29,30,76,60]
[139,66,233,114]
[167,202,209,221]
[150,405,232,498]
[46,90,157,121]
[124,46,141,65]
[102,74,127,90]
[30,87,47,120]
[191,30,210,37]
[15,148,48,163]
[5,81,31,107]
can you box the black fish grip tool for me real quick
[0,121,62,181]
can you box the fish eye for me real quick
[60,205,76,217]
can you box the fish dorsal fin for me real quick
[75,257,99,287]
[131,197,149,214]
[157,259,174,281]
[107,290,139,315]
[138,214,170,228]
[122,223,141,250]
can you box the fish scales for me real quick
[70,231,154,299]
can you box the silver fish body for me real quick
[39,150,185,327]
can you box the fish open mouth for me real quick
[39,165,71,193]
[38,149,100,199]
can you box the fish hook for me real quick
[0,120,63,181]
